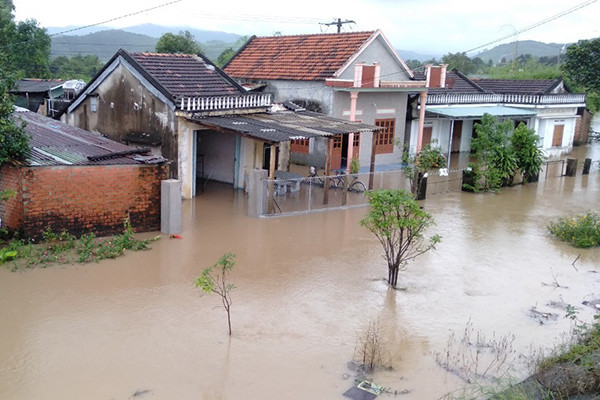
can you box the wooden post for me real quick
[583,158,592,175]
[324,138,332,205]
[368,130,377,190]
[267,144,277,213]
[565,158,577,177]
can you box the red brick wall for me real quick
[574,109,591,146]
[1,163,167,239]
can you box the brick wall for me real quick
[574,109,591,146]
[1,163,167,239]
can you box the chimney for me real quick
[426,64,446,88]
[354,62,365,88]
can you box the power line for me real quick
[465,0,598,54]
[49,0,183,37]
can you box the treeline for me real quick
[404,52,564,80]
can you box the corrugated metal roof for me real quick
[426,105,537,119]
[12,79,65,93]
[11,108,166,166]
[192,108,380,143]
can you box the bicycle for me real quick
[329,170,367,193]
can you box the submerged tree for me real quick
[360,189,440,288]
[195,252,236,335]
[510,123,545,183]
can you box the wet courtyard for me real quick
[1,143,599,400]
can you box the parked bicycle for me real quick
[327,170,367,193]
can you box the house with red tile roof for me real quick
[412,67,587,160]
[63,49,376,199]
[224,30,428,172]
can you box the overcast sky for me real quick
[12,0,600,55]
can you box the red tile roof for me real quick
[125,51,245,100]
[224,31,377,81]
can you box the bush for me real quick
[548,211,600,248]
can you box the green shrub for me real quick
[548,211,600,248]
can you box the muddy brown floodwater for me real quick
[1,143,599,400]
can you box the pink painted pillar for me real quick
[346,91,359,173]
[417,90,427,152]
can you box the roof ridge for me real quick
[253,30,376,39]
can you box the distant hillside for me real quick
[49,24,243,63]
[475,40,569,63]
[397,49,441,62]
[51,30,158,62]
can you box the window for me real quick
[90,96,98,113]
[374,119,395,154]
[290,138,310,154]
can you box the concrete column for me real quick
[417,91,427,152]
[161,179,182,235]
[248,169,268,218]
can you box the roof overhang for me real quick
[187,110,380,143]
[426,105,538,120]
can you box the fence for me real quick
[253,155,599,217]
[258,168,465,217]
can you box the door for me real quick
[451,121,462,152]
[422,126,432,147]
[552,124,564,147]
[329,135,343,171]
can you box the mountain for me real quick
[474,40,569,63]
[48,25,244,63]
[397,49,441,62]
[51,30,158,62]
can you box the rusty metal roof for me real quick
[11,108,166,166]
[192,104,380,143]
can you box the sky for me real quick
[11,0,600,56]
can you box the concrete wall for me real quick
[266,80,334,114]
[65,61,179,175]
[0,164,166,240]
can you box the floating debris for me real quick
[343,380,385,400]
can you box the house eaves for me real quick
[67,50,176,115]
[335,30,414,79]
[190,108,380,144]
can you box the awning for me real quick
[190,108,380,143]
[426,105,537,119]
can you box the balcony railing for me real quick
[179,93,272,112]
[425,93,586,106]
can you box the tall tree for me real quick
[442,52,477,75]
[0,71,30,166]
[562,38,600,93]
[155,30,203,54]
[562,38,600,111]
[0,0,50,78]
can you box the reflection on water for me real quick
[0,143,599,400]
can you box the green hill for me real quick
[475,40,569,63]
[50,27,243,63]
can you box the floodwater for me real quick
[1,144,599,400]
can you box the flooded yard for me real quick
[1,143,599,400]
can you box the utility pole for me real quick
[320,18,355,33]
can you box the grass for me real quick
[548,211,600,248]
[0,218,159,271]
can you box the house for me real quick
[224,30,428,172]
[411,67,587,160]
[62,49,377,199]
[0,107,167,239]
[10,78,85,118]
